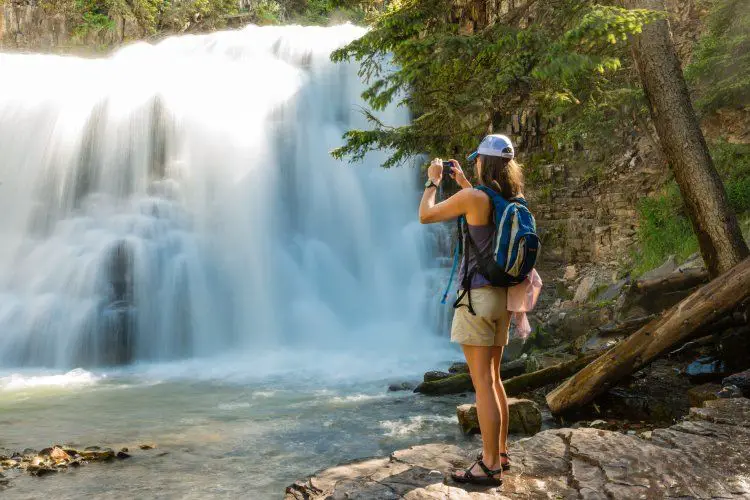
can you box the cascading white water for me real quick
[0,25,449,369]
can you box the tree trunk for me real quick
[625,0,749,277]
[546,257,750,415]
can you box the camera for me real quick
[442,161,453,177]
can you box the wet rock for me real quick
[718,385,743,399]
[423,370,451,383]
[0,449,13,461]
[723,369,750,397]
[456,398,542,436]
[81,448,115,460]
[387,382,414,392]
[595,359,691,424]
[116,450,131,459]
[448,362,469,374]
[139,444,156,450]
[687,383,722,407]
[414,373,473,396]
[287,398,750,499]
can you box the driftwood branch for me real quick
[546,258,750,415]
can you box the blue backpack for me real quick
[441,186,540,312]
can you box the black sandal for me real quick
[451,459,503,486]
[476,451,511,471]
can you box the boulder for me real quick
[447,362,469,374]
[640,254,677,281]
[456,398,542,435]
[563,265,577,281]
[286,398,750,500]
[414,373,473,396]
[687,383,722,408]
[387,382,415,392]
[423,370,451,383]
[718,385,743,399]
[723,369,750,397]
[573,275,596,303]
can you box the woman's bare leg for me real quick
[491,346,510,465]
[459,344,502,478]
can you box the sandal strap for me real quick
[477,459,503,477]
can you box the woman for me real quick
[419,134,523,487]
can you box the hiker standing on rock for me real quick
[419,134,540,487]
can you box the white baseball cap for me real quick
[467,134,515,161]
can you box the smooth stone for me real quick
[414,373,473,396]
[387,382,415,392]
[456,398,542,435]
[423,370,451,383]
[448,362,469,374]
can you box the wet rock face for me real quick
[286,398,750,499]
[723,369,750,397]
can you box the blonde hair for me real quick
[478,155,524,199]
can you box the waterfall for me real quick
[0,25,447,369]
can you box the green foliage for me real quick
[633,141,750,276]
[685,0,750,113]
[291,0,368,25]
[68,0,238,42]
[331,1,663,168]
[71,0,115,39]
[713,141,750,214]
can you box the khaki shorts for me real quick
[450,286,510,347]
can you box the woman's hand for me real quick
[447,159,472,189]
[427,158,443,185]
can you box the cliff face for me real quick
[0,0,132,51]
[446,0,727,267]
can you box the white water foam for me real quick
[0,24,453,373]
[0,368,103,391]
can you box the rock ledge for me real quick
[286,398,750,499]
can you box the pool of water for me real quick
[0,349,481,498]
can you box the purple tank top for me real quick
[457,223,495,289]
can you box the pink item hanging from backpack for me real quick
[507,269,542,341]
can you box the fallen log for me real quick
[596,315,656,337]
[546,257,750,415]
[634,268,709,295]
[504,349,606,397]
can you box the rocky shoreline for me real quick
[285,397,750,499]
[0,443,159,489]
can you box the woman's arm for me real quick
[419,158,473,224]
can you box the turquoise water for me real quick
[0,352,479,498]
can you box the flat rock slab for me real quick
[286,398,750,499]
